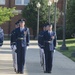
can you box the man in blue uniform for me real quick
[0,27,4,47]
[38,24,51,71]
[14,19,30,74]
[43,24,56,73]
[10,21,20,72]
[38,25,46,66]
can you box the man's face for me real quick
[46,25,49,31]
[20,21,25,27]
[49,25,52,31]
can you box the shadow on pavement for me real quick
[25,62,42,73]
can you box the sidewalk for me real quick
[0,40,75,75]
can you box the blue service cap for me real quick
[49,23,53,27]
[19,19,26,23]
[42,23,49,28]
[15,21,19,26]
[15,19,24,25]
[42,24,46,27]
[45,23,53,27]
[44,23,50,27]
[15,22,18,25]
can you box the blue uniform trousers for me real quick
[17,40,26,73]
[44,43,54,72]
[45,51,53,72]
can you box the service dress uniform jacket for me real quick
[0,28,4,47]
[10,29,18,72]
[10,29,17,45]
[14,27,30,73]
[38,31,45,67]
[38,30,45,48]
[43,30,56,73]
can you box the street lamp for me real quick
[54,0,58,35]
[36,2,41,39]
[60,0,68,50]
[48,0,52,24]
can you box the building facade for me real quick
[0,0,32,38]
[0,0,63,39]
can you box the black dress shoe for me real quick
[19,72,23,74]
[47,71,51,73]
[44,71,47,73]
[16,71,19,74]
[44,71,51,73]
[14,69,16,72]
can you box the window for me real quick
[24,0,30,5]
[0,0,5,5]
[15,0,30,5]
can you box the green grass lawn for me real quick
[56,38,75,62]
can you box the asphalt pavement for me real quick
[0,40,75,75]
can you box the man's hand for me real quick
[13,45,17,50]
[51,36,55,39]
[11,45,14,50]
[11,45,17,51]
[27,46,29,50]
[41,49,44,54]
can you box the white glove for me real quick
[54,49,56,53]
[41,49,44,54]
[11,45,17,51]
[27,46,29,50]
[11,45,14,50]
[13,45,17,50]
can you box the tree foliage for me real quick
[22,0,60,38]
[66,0,75,38]
[0,7,17,25]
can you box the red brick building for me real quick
[0,0,63,39]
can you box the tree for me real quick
[22,0,60,38]
[0,7,17,25]
[66,0,75,38]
